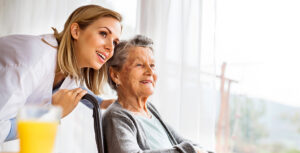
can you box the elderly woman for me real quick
[102,35,208,153]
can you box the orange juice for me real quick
[17,120,58,153]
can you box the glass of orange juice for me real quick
[17,105,62,153]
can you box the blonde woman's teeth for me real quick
[96,51,106,60]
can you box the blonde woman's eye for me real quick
[99,31,107,38]
[136,64,142,67]
[150,64,155,68]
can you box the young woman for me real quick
[0,4,122,143]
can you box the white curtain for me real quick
[0,0,97,36]
[136,0,217,152]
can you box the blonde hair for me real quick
[52,4,122,95]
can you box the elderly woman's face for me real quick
[118,46,157,97]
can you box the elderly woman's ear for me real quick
[109,67,121,85]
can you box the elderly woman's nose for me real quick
[144,64,154,75]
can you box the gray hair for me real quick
[107,35,154,90]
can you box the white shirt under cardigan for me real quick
[134,113,173,150]
[0,34,79,143]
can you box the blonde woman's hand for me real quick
[52,88,87,117]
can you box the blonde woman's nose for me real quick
[105,39,114,52]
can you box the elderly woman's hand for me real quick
[194,147,209,153]
[52,88,87,117]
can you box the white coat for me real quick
[0,34,78,143]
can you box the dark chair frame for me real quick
[81,94,105,153]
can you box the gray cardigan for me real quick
[102,102,201,153]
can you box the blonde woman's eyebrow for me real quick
[98,27,112,34]
[99,27,120,42]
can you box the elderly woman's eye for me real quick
[99,31,107,38]
[150,64,155,68]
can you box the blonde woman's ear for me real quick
[70,23,80,40]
